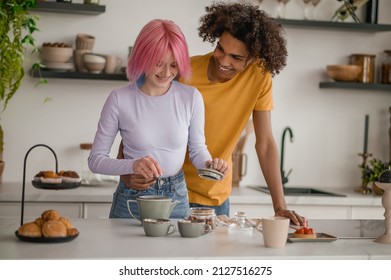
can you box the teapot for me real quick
[127,195,180,221]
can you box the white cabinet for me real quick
[83,203,111,219]
[230,186,384,219]
[230,201,383,219]
[287,205,351,219]
[351,206,384,220]
[0,183,384,220]
[231,203,351,219]
[0,201,112,219]
[230,204,274,218]
[0,202,83,219]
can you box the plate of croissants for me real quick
[15,209,79,243]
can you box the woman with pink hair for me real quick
[89,19,229,219]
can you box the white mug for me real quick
[256,216,289,248]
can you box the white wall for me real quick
[2,0,390,192]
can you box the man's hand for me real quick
[120,173,156,190]
[206,158,229,177]
[275,208,306,226]
[117,140,158,190]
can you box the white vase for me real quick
[374,182,391,244]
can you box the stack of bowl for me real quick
[74,33,95,72]
[41,42,73,71]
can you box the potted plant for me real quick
[360,158,391,195]
[0,0,39,182]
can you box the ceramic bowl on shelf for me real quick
[84,53,105,63]
[326,64,362,82]
[84,53,106,73]
[41,45,73,63]
[85,61,105,73]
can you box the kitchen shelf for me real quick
[319,81,391,91]
[32,1,105,15]
[277,19,391,32]
[30,68,127,81]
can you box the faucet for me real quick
[280,127,293,186]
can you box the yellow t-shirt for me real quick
[181,52,274,206]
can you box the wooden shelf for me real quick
[277,19,391,32]
[30,68,127,81]
[32,2,105,15]
[319,81,391,91]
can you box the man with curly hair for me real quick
[119,2,305,226]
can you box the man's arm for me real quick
[252,110,305,226]
[117,141,156,190]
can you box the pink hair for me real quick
[126,19,191,82]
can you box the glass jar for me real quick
[79,143,102,185]
[381,50,391,84]
[188,207,216,231]
[228,211,253,232]
[350,53,376,83]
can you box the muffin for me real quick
[58,170,81,183]
[36,170,62,184]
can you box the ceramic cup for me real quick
[75,33,95,51]
[178,219,212,238]
[104,54,121,74]
[142,218,175,237]
[256,216,289,248]
[74,49,91,72]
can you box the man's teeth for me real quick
[219,65,230,72]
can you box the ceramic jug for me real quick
[127,195,180,221]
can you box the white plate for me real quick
[197,168,223,181]
[44,62,74,71]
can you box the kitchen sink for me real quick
[247,186,346,197]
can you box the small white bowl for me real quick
[84,53,105,63]
[84,53,106,73]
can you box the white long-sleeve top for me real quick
[88,81,212,177]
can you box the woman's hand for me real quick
[133,156,163,179]
[206,158,229,177]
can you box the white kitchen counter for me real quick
[0,218,389,260]
[0,182,385,219]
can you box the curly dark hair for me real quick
[198,1,287,76]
